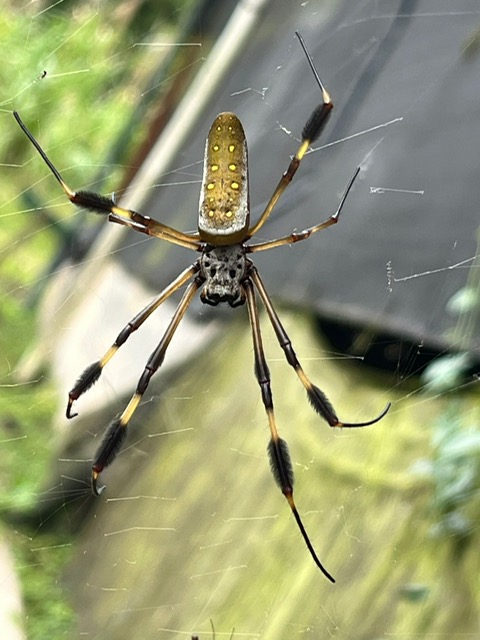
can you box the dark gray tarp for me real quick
[119,0,480,361]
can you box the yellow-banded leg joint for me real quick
[66,345,119,418]
[91,393,142,495]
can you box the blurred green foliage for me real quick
[417,232,480,548]
[0,1,192,636]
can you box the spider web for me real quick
[1,1,480,638]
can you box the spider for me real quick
[14,32,389,582]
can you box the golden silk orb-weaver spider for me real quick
[14,32,390,582]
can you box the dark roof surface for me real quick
[118,0,480,356]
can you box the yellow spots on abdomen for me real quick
[198,112,250,243]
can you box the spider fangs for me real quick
[14,32,390,582]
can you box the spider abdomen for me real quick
[198,112,250,244]
[199,244,247,307]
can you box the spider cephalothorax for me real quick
[199,244,248,307]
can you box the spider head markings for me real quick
[199,244,248,307]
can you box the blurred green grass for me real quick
[0,1,192,636]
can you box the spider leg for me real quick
[243,278,335,581]
[66,263,200,418]
[107,207,202,251]
[247,167,360,253]
[13,111,202,251]
[249,267,391,426]
[246,32,333,240]
[91,276,203,496]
